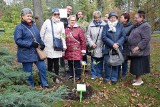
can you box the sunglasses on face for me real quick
[53,13,60,16]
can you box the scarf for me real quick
[93,20,102,27]
[134,20,146,28]
[108,20,118,32]
[52,17,60,23]
[21,20,33,26]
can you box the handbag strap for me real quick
[69,29,80,44]
[21,24,37,42]
[50,19,56,41]
[95,26,102,45]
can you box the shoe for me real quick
[132,81,144,86]
[76,77,81,80]
[91,77,95,79]
[121,76,126,80]
[43,85,49,89]
[111,81,117,85]
[91,75,96,80]
[68,76,73,80]
[103,80,109,83]
[56,78,60,84]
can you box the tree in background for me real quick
[33,0,44,30]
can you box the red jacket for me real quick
[65,25,86,60]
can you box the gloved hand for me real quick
[31,42,39,48]
[40,45,45,50]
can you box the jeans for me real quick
[104,55,118,82]
[91,57,103,78]
[68,60,81,78]
[118,60,128,78]
[22,61,48,87]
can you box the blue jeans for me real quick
[118,60,128,78]
[91,57,103,78]
[22,61,48,87]
[68,60,81,78]
[104,55,118,82]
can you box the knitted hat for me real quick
[21,8,33,16]
[108,12,118,19]
[51,8,59,14]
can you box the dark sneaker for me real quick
[111,81,117,85]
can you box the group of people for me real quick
[14,5,151,88]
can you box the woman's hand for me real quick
[113,43,119,49]
[92,43,97,48]
[81,50,86,56]
[63,48,67,51]
[133,46,139,53]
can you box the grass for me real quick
[0,36,160,107]
[53,37,160,107]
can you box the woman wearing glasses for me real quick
[40,8,66,83]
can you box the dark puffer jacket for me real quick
[101,22,125,55]
[122,21,134,58]
[14,21,45,62]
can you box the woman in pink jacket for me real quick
[65,15,86,80]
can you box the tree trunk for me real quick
[32,0,44,30]
[97,0,103,12]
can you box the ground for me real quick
[0,37,160,107]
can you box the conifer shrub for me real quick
[0,48,68,106]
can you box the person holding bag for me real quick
[65,15,86,80]
[102,12,125,85]
[86,11,106,79]
[40,8,67,83]
[14,8,48,88]
[128,10,151,86]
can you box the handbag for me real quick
[21,24,47,60]
[36,47,47,60]
[50,19,63,51]
[108,48,124,66]
[87,26,102,56]
[87,45,94,56]
[129,50,143,57]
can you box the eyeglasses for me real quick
[53,13,60,16]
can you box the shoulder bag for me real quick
[50,19,63,51]
[107,31,124,66]
[129,49,143,57]
[87,26,101,56]
[108,48,124,66]
[22,24,47,60]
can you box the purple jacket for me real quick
[128,21,151,56]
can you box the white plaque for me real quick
[59,9,67,18]
[77,84,86,92]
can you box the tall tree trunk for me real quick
[33,0,44,30]
[97,0,103,12]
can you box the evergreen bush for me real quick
[0,48,68,106]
